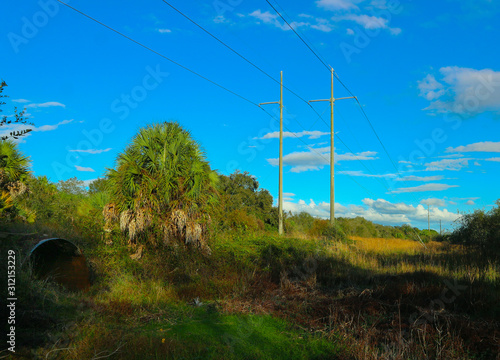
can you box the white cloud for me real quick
[284,197,461,225]
[391,183,459,194]
[342,14,388,29]
[34,119,73,132]
[389,27,402,35]
[418,74,446,101]
[332,150,377,161]
[213,15,227,23]
[0,123,34,143]
[12,99,30,103]
[419,67,500,115]
[75,165,95,172]
[465,200,475,205]
[69,148,112,154]
[81,178,99,187]
[255,130,329,140]
[420,198,446,207]
[26,101,65,109]
[284,199,346,219]
[157,28,171,33]
[316,0,362,11]
[446,141,500,153]
[249,9,333,32]
[436,153,465,159]
[0,118,74,141]
[267,148,378,173]
[249,10,296,31]
[424,158,473,171]
[311,23,333,32]
[332,14,401,34]
[397,175,445,182]
[362,198,414,214]
[486,157,500,162]
[339,170,395,178]
[453,197,480,201]
[250,9,278,23]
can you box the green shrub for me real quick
[450,199,500,258]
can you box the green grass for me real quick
[143,310,341,360]
[45,305,342,360]
[2,222,499,360]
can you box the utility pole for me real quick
[309,67,356,225]
[428,205,431,242]
[260,71,284,235]
[440,220,442,235]
[428,205,430,231]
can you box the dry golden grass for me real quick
[350,236,442,254]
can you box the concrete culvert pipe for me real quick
[29,238,90,292]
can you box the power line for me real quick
[162,0,378,175]
[160,0,383,166]
[56,0,377,198]
[160,0,319,132]
[262,2,429,240]
[269,0,331,70]
[264,0,330,71]
[54,1,390,205]
[265,0,404,179]
[55,1,259,108]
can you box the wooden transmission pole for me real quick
[309,67,356,225]
[260,71,284,235]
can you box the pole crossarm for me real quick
[309,97,356,104]
[308,99,330,103]
[335,96,357,101]
[259,101,280,106]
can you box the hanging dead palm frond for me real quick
[103,203,118,223]
[7,181,27,199]
[120,210,134,232]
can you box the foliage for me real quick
[88,177,107,194]
[285,211,315,234]
[57,176,86,196]
[106,121,219,249]
[19,175,57,221]
[307,218,347,242]
[450,199,500,257]
[286,213,429,243]
[217,170,275,230]
[0,140,31,184]
[0,80,33,140]
[0,140,31,216]
[15,176,103,236]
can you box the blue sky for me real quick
[2,0,499,231]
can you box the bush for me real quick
[308,218,347,242]
[449,200,500,257]
[222,209,264,232]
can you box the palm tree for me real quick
[0,140,31,213]
[105,121,218,253]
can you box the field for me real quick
[2,226,499,360]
